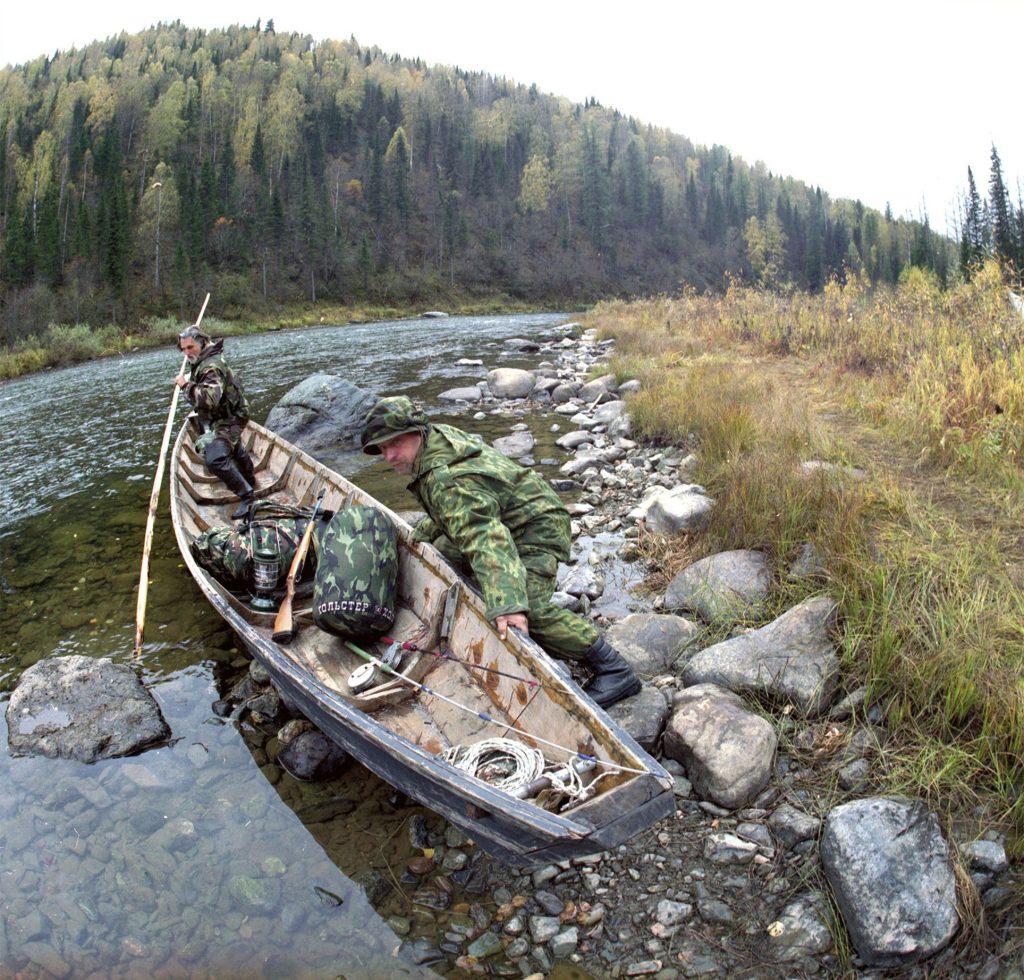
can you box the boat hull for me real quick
[170,418,674,867]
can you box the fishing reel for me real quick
[347,641,404,694]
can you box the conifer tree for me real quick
[959,167,984,279]
[988,145,1015,273]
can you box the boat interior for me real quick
[171,418,647,808]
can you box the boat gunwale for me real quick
[168,417,675,857]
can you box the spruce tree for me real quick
[988,145,1014,271]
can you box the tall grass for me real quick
[591,260,1024,490]
[589,265,1024,846]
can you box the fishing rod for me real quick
[378,634,569,693]
[343,640,649,778]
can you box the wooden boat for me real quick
[169,416,675,867]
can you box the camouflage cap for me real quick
[361,396,430,455]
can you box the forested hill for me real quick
[0,20,953,342]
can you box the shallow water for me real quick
[0,312,571,978]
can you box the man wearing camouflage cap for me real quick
[176,325,255,520]
[361,396,642,708]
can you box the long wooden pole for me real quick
[134,293,210,659]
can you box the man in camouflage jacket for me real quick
[361,395,641,708]
[176,325,255,520]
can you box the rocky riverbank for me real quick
[221,324,1021,979]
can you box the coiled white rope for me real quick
[442,737,591,808]
[443,738,544,794]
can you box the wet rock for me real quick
[276,730,349,781]
[556,430,598,450]
[400,938,446,965]
[265,375,377,453]
[227,874,281,912]
[439,386,483,403]
[467,929,504,958]
[664,549,772,623]
[682,596,841,716]
[821,797,959,966]
[7,655,169,762]
[558,562,605,599]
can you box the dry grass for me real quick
[588,264,1024,848]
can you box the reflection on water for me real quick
[0,312,570,977]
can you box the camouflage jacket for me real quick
[408,424,570,621]
[182,339,249,437]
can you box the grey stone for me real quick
[768,804,821,850]
[682,596,841,716]
[821,797,959,967]
[631,484,714,535]
[493,430,535,458]
[265,374,377,453]
[438,386,483,403]
[766,891,834,962]
[663,684,776,809]
[7,655,169,762]
[487,367,535,398]
[665,549,771,623]
[604,613,703,675]
[962,839,1009,874]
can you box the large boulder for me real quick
[7,655,170,762]
[821,797,959,967]
[487,368,535,399]
[682,596,841,716]
[603,613,703,675]
[264,375,378,454]
[664,549,771,622]
[663,684,776,809]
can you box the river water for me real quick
[0,312,576,978]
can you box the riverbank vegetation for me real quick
[0,294,550,380]
[588,259,1024,847]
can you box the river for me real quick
[0,312,574,978]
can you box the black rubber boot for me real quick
[235,442,256,488]
[583,636,642,708]
[206,441,254,521]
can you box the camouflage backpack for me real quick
[191,503,319,594]
[313,505,398,642]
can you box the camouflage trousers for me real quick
[431,535,599,662]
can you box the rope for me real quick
[343,640,649,778]
[442,737,593,807]
[443,738,544,794]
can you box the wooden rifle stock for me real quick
[272,485,326,644]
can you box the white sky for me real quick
[2,0,1021,236]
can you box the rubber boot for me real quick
[206,449,255,521]
[235,441,256,488]
[583,636,642,708]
